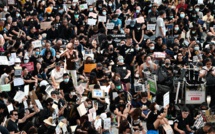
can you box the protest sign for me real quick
[21,62,34,71]
[147,24,156,30]
[40,21,52,30]
[92,89,105,98]
[84,64,96,73]
[0,56,9,65]
[87,18,97,25]
[0,84,11,92]
[79,3,88,10]
[32,40,42,48]
[163,91,170,107]
[77,103,87,117]
[106,23,114,29]
[89,12,98,18]
[98,16,107,22]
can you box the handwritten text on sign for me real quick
[32,40,42,48]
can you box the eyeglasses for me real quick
[13,114,18,116]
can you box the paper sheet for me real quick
[79,3,88,10]
[24,85,29,96]
[106,23,114,29]
[94,119,102,129]
[35,99,44,110]
[70,125,77,132]
[32,40,42,48]
[98,16,107,22]
[0,84,11,92]
[13,91,25,103]
[103,118,111,130]
[7,104,14,113]
[13,78,24,86]
[88,113,93,122]
[77,103,87,117]
[89,12,98,18]
[0,56,9,65]
[23,100,28,109]
[87,18,97,25]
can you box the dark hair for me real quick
[149,102,157,111]
[205,58,212,64]
[63,73,69,77]
[159,10,166,16]
[10,110,18,116]
[141,92,148,97]
[181,107,189,112]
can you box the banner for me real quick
[185,90,205,104]
[21,62,34,71]
[110,34,126,43]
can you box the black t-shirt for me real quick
[91,68,105,79]
[59,80,74,94]
[194,127,205,134]
[209,21,215,32]
[174,115,189,134]
[119,45,136,65]
[7,119,19,133]
[23,73,35,91]
[147,111,161,130]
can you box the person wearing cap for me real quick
[50,61,64,89]
[38,116,56,133]
[174,107,194,134]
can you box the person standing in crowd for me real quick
[61,43,79,87]
[156,10,167,43]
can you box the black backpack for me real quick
[205,67,215,86]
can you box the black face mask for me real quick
[109,48,113,51]
[119,103,125,108]
[165,63,170,66]
[173,48,178,52]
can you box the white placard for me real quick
[35,99,44,110]
[94,119,102,130]
[89,12,98,18]
[84,53,94,60]
[87,0,95,5]
[185,90,205,104]
[73,0,78,2]
[11,53,16,60]
[92,89,105,98]
[0,56,9,65]
[154,52,166,58]
[7,103,14,113]
[62,124,68,133]
[79,3,88,10]
[13,91,25,103]
[45,85,54,97]
[77,103,87,117]
[70,125,77,133]
[163,91,170,107]
[125,20,131,25]
[106,23,115,29]
[24,85,29,96]
[198,0,203,4]
[98,16,107,22]
[23,100,28,109]
[88,113,93,122]
[103,118,111,130]
[112,92,118,101]
[13,78,24,86]
[147,24,156,30]
[87,18,97,25]
[32,40,42,48]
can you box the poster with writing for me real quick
[21,62,34,71]
[77,103,87,117]
[13,91,25,103]
[106,23,114,29]
[8,0,15,5]
[13,78,24,86]
[79,3,88,10]
[163,91,169,107]
[103,118,111,130]
[98,16,107,22]
[0,84,11,92]
[89,12,98,18]
[40,21,52,30]
[32,40,42,48]
[92,89,105,98]
[147,24,156,30]
[87,18,97,25]
[0,56,9,65]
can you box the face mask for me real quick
[192,31,196,34]
[89,8,93,11]
[136,47,139,51]
[119,59,124,63]
[116,85,121,90]
[189,8,193,11]
[194,46,199,51]
[175,27,179,31]
[195,8,200,12]
[74,15,79,18]
[169,16,173,19]
[148,60,152,64]
[24,59,29,63]
[64,78,69,83]
[72,3,76,6]
[102,12,107,15]
[3,8,7,12]
[136,10,140,13]
[98,6,102,8]
[150,46,154,50]
[155,104,160,110]
[56,55,60,58]
[109,3,112,6]
[59,9,64,13]
[16,14,20,17]
[35,51,40,55]
[165,62,170,66]
[180,14,185,18]
[137,27,141,30]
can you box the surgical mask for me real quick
[148,60,152,64]
[24,59,29,63]
[195,8,200,12]
[89,8,93,11]
[58,9,64,14]
[102,12,107,15]
[72,3,76,6]
[192,31,196,34]
[88,104,92,108]
[98,6,102,8]
[189,8,193,11]
[74,15,79,18]
[136,47,139,51]
[136,10,140,13]
[108,3,112,6]
[194,46,199,51]
[180,14,185,18]
[116,85,121,90]
[155,104,160,110]
[169,16,173,19]
[56,55,60,58]
[16,14,20,17]
[174,27,179,31]
[119,59,124,63]
[150,46,154,50]
[35,52,39,56]
[3,8,7,12]
[64,78,69,83]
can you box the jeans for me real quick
[66,70,78,87]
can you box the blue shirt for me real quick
[111,18,122,27]
[40,47,56,57]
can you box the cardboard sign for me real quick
[84,64,96,73]
[79,3,88,10]
[106,23,115,29]
[87,18,97,25]
[98,16,107,22]
[154,52,166,58]
[163,91,169,107]
[0,56,9,65]
[40,21,52,30]
[32,40,42,48]
[147,24,156,30]
[0,84,11,92]
[136,17,145,23]
[185,90,205,104]
[89,12,98,18]
[92,89,105,98]
[8,0,15,5]
[21,62,34,71]
[77,103,87,117]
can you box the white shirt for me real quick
[155,16,166,37]
[51,68,64,83]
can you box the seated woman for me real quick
[119,119,132,134]
[114,98,130,128]
[139,92,151,120]
[85,72,100,92]
[146,102,169,132]
[130,108,146,134]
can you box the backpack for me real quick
[205,67,215,86]
[156,66,168,84]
